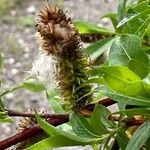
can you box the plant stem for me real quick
[0,85,23,97]
[0,99,144,149]
[0,116,69,150]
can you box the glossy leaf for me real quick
[132,0,150,13]
[36,112,109,144]
[70,112,100,138]
[27,136,83,150]
[134,15,150,38]
[100,86,150,107]
[109,34,149,78]
[118,0,127,22]
[143,73,150,95]
[113,108,150,116]
[90,105,108,135]
[96,104,116,129]
[46,91,65,113]
[85,37,115,60]
[116,131,129,150]
[23,77,45,92]
[0,98,13,123]
[74,20,113,34]
[126,120,150,150]
[100,66,147,96]
[117,6,150,28]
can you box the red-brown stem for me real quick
[109,115,144,127]
[80,98,116,117]
[6,98,116,118]
[0,116,69,150]
[1,98,144,150]
[6,109,68,119]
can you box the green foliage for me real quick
[23,77,45,92]
[0,0,150,150]
[126,121,150,150]
[74,20,114,34]
[109,34,149,78]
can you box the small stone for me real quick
[26,5,36,14]
[8,58,15,64]
[11,68,18,75]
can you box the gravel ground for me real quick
[0,0,117,149]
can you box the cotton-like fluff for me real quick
[31,48,59,90]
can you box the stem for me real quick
[109,115,144,127]
[0,99,144,150]
[6,109,68,118]
[5,98,115,118]
[0,116,69,150]
[0,85,23,97]
[80,98,116,117]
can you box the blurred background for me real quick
[0,0,117,149]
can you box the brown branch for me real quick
[0,98,144,150]
[109,115,144,127]
[6,98,116,118]
[80,98,116,117]
[0,116,69,150]
[6,109,68,119]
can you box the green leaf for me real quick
[117,9,150,28]
[100,66,147,96]
[0,85,23,97]
[126,120,150,150]
[90,104,115,134]
[85,37,115,61]
[143,73,150,94]
[132,0,150,13]
[134,15,150,38]
[23,77,45,92]
[113,108,150,116]
[46,91,65,113]
[116,131,129,150]
[0,98,4,112]
[118,0,127,22]
[27,136,83,150]
[146,136,150,150]
[70,112,100,138]
[35,112,109,144]
[88,66,104,76]
[90,105,108,135]
[0,99,13,123]
[74,20,113,34]
[109,34,149,78]
[100,86,150,107]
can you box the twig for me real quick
[109,115,144,127]
[80,98,116,117]
[0,99,144,150]
[0,116,69,150]
[6,98,116,118]
[6,109,68,119]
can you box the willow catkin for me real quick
[37,4,93,109]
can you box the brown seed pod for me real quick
[37,4,79,56]
[37,4,92,109]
